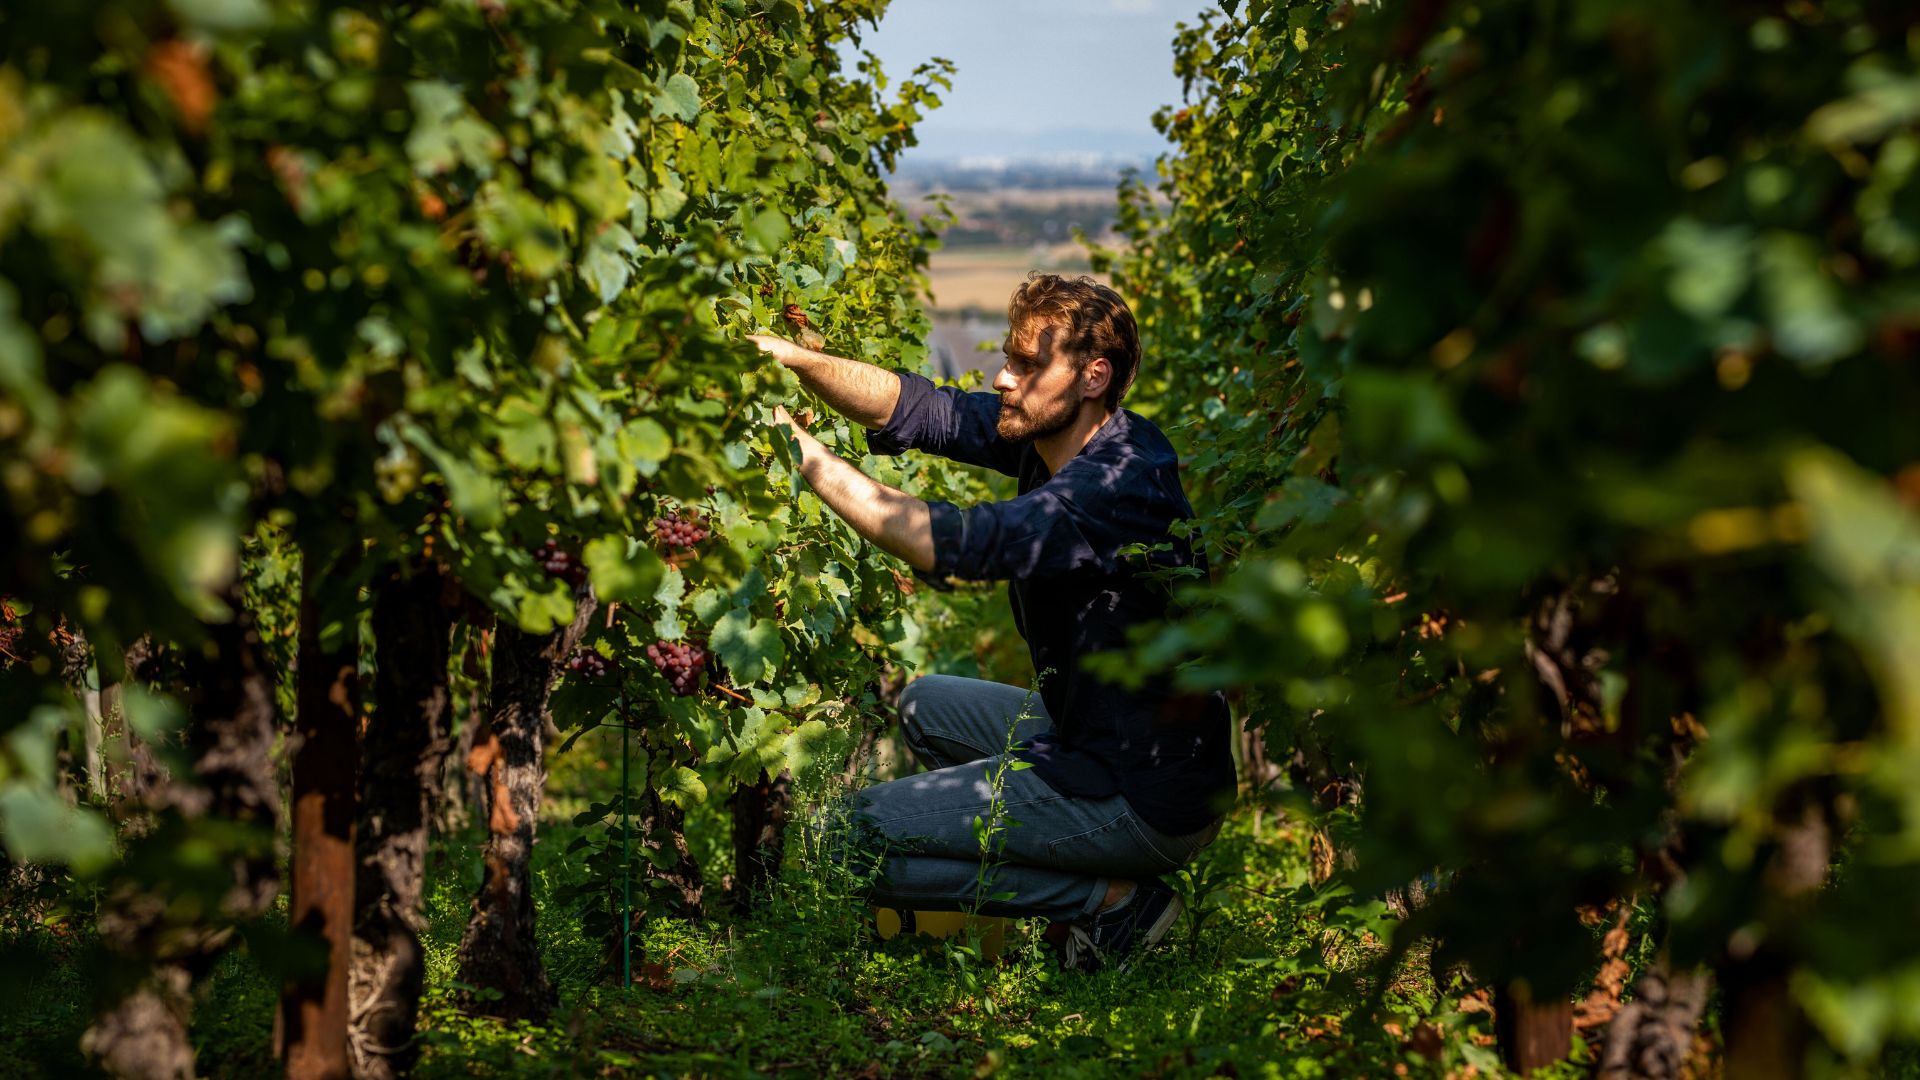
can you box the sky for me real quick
[836,0,1207,163]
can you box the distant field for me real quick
[924,244,1102,314]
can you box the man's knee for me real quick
[898,675,954,757]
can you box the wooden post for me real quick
[279,549,359,1080]
[1497,981,1574,1075]
[350,561,454,1080]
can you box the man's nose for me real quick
[992,364,1018,394]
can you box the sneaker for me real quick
[1048,879,1183,974]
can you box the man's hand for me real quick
[748,334,811,370]
[742,332,900,429]
[766,402,934,572]
[769,403,805,431]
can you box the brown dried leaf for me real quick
[147,40,216,134]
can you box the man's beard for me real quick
[996,390,1081,442]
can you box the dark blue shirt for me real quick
[867,371,1235,835]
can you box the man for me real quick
[747,273,1234,972]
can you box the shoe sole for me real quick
[1116,894,1184,974]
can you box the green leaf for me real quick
[0,784,116,875]
[621,418,672,472]
[408,429,503,529]
[711,608,783,685]
[584,536,664,603]
[1661,219,1752,319]
[1253,477,1349,530]
[1343,369,1486,465]
[781,718,838,779]
[405,81,502,176]
[68,366,243,618]
[656,764,707,808]
[650,73,702,122]
[581,224,637,305]
[744,208,792,254]
[515,583,577,635]
[1788,448,1920,743]
[1760,233,1863,368]
[653,564,686,640]
[647,169,688,222]
[122,686,186,744]
[166,0,273,33]
[690,586,730,626]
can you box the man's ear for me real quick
[1082,357,1112,400]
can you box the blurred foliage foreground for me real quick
[1096,0,1920,1075]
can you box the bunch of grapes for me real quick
[566,648,610,680]
[535,538,587,585]
[652,512,709,550]
[646,641,706,696]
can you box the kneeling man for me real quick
[749,273,1234,971]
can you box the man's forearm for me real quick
[791,429,934,572]
[782,348,902,429]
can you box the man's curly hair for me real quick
[1005,272,1141,409]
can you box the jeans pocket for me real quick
[1125,814,1218,873]
[1044,810,1167,878]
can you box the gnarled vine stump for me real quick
[455,592,596,1021]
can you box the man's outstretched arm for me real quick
[773,407,934,572]
[748,335,901,430]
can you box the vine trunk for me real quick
[455,591,596,1020]
[350,561,454,1079]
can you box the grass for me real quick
[400,803,1513,1080]
[0,738,1577,1079]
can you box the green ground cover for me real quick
[13,726,1920,1078]
[2,752,1519,1079]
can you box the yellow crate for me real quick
[872,907,1009,961]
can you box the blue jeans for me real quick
[841,675,1221,921]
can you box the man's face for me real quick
[993,323,1093,442]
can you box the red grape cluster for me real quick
[566,648,610,680]
[536,538,586,585]
[652,512,709,550]
[646,641,706,696]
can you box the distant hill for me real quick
[889,150,1158,192]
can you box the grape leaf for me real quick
[656,764,707,808]
[653,564,686,640]
[0,785,115,875]
[650,73,701,122]
[711,607,783,685]
[584,535,664,603]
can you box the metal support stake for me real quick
[620,697,633,990]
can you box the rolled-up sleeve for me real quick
[928,489,1109,581]
[865,371,1023,477]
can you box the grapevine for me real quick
[0,0,992,1068]
[1103,0,1920,1066]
